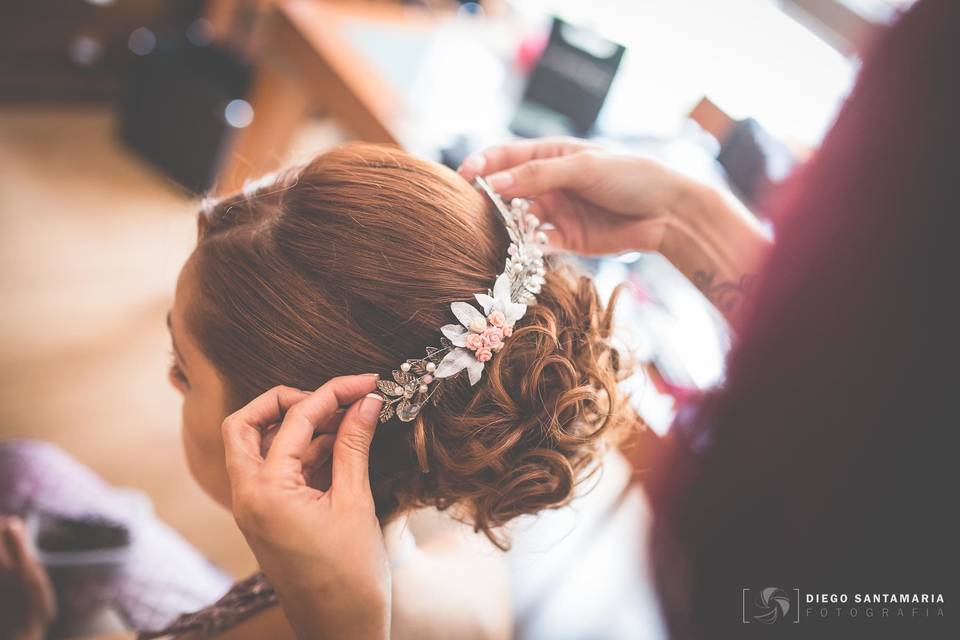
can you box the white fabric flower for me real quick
[434,274,529,386]
[475,273,526,326]
[434,345,486,385]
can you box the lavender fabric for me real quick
[0,439,233,633]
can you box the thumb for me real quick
[331,393,383,496]
[485,152,596,200]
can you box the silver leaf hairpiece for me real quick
[373,177,549,423]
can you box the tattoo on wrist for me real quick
[692,271,756,314]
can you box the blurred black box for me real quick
[118,40,251,194]
[510,17,625,138]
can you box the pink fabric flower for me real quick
[465,333,484,351]
[481,326,503,347]
[487,310,506,327]
[475,348,493,362]
[501,325,513,337]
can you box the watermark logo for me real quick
[742,588,946,625]
[743,587,800,624]
[752,587,792,624]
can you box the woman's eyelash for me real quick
[168,353,189,389]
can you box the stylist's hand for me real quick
[0,516,57,640]
[458,137,696,255]
[222,374,388,640]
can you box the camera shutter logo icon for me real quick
[752,587,792,624]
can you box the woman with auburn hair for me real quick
[156,142,634,639]
[179,142,630,544]
[1,142,633,639]
[199,1,956,638]
[172,143,635,639]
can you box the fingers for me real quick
[458,137,594,180]
[483,152,598,200]
[1,517,33,570]
[260,408,347,457]
[2,517,57,623]
[265,375,378,466]
[222,385,310,483]
[303,433,335,490]
[0,516,14,568]
[331,393,383,496]
[309,406,349,435]
[303,432,336,469]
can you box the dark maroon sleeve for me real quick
[646,1,959,636]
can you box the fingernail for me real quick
[487,171,513,190]
[362,372,380,379]
[358,393,384,423]
[460,153,485,175]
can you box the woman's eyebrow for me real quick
[166,311,190,370]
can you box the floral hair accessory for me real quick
[373,177,549,423]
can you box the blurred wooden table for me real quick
[215,1,434,193]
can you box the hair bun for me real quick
[189,143,635,549]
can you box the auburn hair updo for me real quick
[187,143,634,547]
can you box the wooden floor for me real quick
[0,106,339,577]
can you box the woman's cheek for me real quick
[180,396,233,508]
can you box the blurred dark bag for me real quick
[118,37,252,194]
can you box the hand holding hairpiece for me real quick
[374,177,549,423]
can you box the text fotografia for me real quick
[804,593,945,620]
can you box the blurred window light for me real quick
[837,0,917,23]
[85,0,116,6]
[782,0,916,56]
[128,27,157,57]
[224,99,255,128]
[512,0,856,148]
